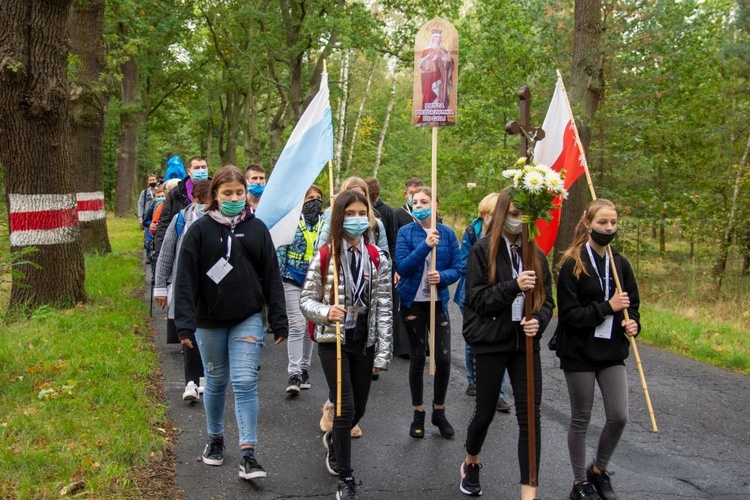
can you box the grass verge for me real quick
[0,216,179,499]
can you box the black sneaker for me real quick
[322,431,338,475]
[286,374,301,394]
[570,481,602,500]
[300,370,311,389]
[496,396,511,413]
[201,436,224,466]
[459,461,482,496]
[465,383,476,396]
[587,465,617,500]
[337,476,359,500]
[239,450,267,480]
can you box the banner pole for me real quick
[429,126,438,376]
[557,69,658,432]
[324,59,342,418]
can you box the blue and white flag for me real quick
[255,72,334,247]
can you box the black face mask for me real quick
[149,182,157,188]
[302,199,323,226]
[590,228,617,246]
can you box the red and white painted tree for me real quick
[0,0,87,309]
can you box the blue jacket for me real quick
[395,222,463,310]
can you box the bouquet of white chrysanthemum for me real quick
[501,157,568,240]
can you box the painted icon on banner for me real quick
[413,17,458,127]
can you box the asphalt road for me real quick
[147,272,750,499]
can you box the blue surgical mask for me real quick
[194,203,206,216]
[220,200,246,217]
[248,183,265,197]
[155,197,165,203]
[191,169,208,181]
[407,194,414,207]
[412,208,431,221]
[343,216,370,238]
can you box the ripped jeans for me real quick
[196,313,264,447]
[401,301,451,407]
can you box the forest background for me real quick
[1,0,749,365]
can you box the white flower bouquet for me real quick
[502,157,568,240]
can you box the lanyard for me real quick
[343,239,366,305]
[586,243,610,300]
[503,236,523,278]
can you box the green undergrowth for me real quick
[0,216,169,498]
[639,303,750,374]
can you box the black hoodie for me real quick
[173,213,288,340]
[555,246,641,371]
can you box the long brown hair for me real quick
[486,190,547,311]
[323,190,371,301]
[557,198,617,279]
[206,165,247,211]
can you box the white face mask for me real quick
[504,217,522,235]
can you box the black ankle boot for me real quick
[431,407,455,438]
[409,410,426,438]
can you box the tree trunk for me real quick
[113,23,143,217]
[714,132,750,288]
[68,0,111,253]
[345,62,375,172]
[553,0,604,267]
[0,0,87,309]
[374,70,398,177]
[334,51,351,187]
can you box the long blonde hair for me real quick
[557,198,618,279]
[486,190,547,312]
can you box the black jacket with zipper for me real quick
[555,246,640,371]
[173,213,288,340]
[462,236,554,354]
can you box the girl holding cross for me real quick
[555,198,640,500]
[458,190,554,499]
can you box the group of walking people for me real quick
[145,159,641,500]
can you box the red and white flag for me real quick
[532,78,586,255]
[8,193,80,247]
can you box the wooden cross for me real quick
[505,86,545,163]
[504,85,545,489]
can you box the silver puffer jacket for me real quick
[300,247,393,370]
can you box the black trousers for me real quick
[400,301,451,407]
[182,329,204,385]
[465,350,542,485]
[318,343,375,478]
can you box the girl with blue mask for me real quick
[173,165,288,483]
[299,190,392,500]
[394,186,463,442]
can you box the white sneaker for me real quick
[183,381,200,401]
[198,377,205,394]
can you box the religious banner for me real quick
[413,17,458,127]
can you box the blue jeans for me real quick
[196,313,264,447]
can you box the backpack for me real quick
[308,243,382,340]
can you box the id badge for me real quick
[344,305,359,329]
[206,257,233,284]
[595,315,614,340]
[512,295,524,322]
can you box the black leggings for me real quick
[400,301,451,407]
[465,350,542,485]
[318,343,375,478]
[182,329,204,386]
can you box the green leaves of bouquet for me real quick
[502,157,568,240]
